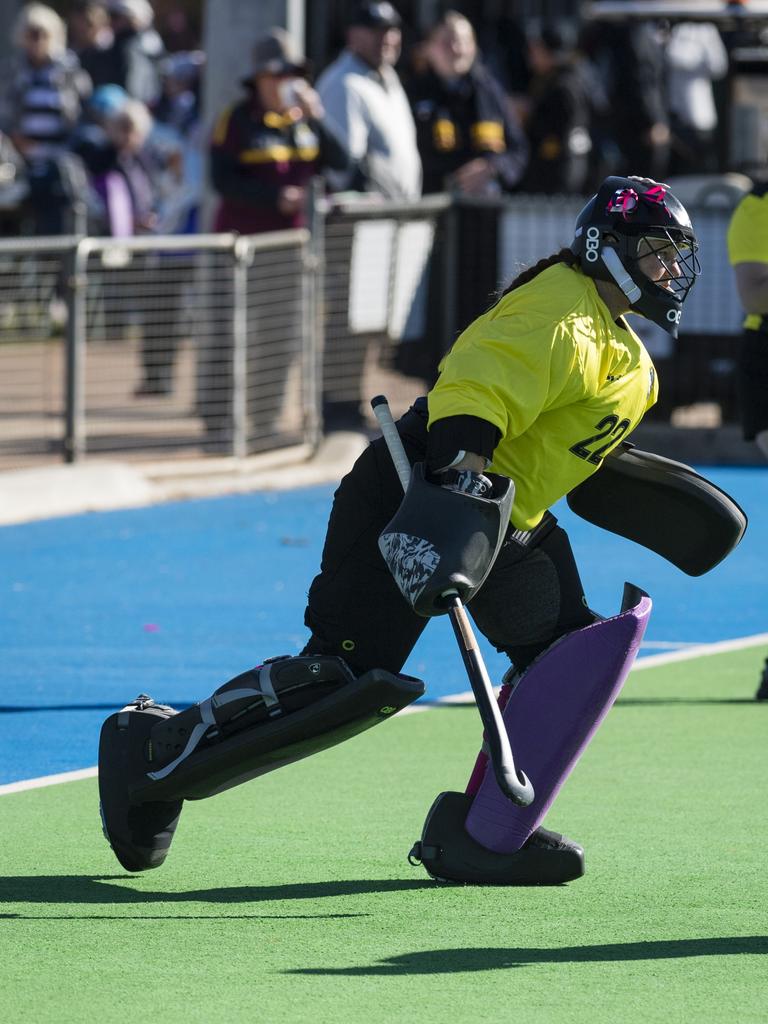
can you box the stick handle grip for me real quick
[370,395,412,492]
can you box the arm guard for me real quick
[426,414,501,474]
[566,443,747,575]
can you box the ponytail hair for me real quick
[500,247,580,298]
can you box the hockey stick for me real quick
[370,395,534,807]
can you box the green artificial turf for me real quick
[1,647,766,1024]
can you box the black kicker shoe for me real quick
[408,791,585,885]
[755,659,768,701]
[98,695,184,872]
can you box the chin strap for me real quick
[602,246,642,304]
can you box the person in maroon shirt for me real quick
[210,27,350,234]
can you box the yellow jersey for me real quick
[428,262,658,530]
[726,186,768,331]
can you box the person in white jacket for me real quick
[316,1,421,200]
[665,20,728,176]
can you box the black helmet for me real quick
[571,176,700,337]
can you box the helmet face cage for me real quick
[625,227,700,306]
[572,177,701,336]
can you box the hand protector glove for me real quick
[378,462,514,616]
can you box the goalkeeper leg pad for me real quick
[98,696,184,872]
[98,656,425,870]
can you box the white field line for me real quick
[3,631,768,796]
[0,766,97,796]
[631,631,768,669]
[419,631,768,706]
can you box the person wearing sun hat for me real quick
[209,26,349,234]
[200,27,351,446]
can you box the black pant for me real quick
[738,328,768,441]
[302,402,594,676]
[138,254,194,394]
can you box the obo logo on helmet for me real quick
[585,226,601,262]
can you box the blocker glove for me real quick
[378,462,514,616]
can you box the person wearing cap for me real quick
[70,83,129,187]
[315,1,421,200]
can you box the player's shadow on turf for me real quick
[0,876,434,906]
[615,698,761,706]
[2,912,367,921]
[288,936,768,974]
[436,697,762,708]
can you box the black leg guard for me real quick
[98,696,184,872]
[408,792,585,885]
[98,656,425,871]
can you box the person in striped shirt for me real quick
[1,3,91,234]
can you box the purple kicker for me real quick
[464,589,651,853]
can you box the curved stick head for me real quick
[495,765,535,807]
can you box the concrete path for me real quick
[0,431,370,526]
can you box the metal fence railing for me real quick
[73,231,318,462]
[0,231,318,470]
[0,187,753,470]
[0,236,74,467]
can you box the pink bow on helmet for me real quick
[642,184,668,206]
[606,187,639,218]
[606,183,670,220]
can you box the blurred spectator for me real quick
[477,9,530,100]
[157,5,199,53]
[83,88,196,397]
[96,0,163,104]
[580,17,670,180]
[520,24,592,195]
[316,1,422,199]
[665,21,728,177]
[67,1,114,85]
[406,10,527,196]
[0,130,28,235]
[92,97,156,236]
[0,3,92,235]
[154,50,203,138]
[70,82,129,229]
[151,51,205,233]
[90,97,189,399]
[719,0,766,52]
[210,28,349,233]
[201,28,352,446]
